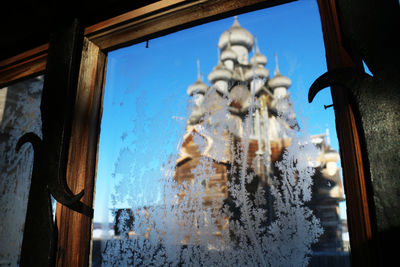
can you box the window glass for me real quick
[0,75,43,266]
[92,1,350,266]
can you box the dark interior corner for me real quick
[0,0,159,61]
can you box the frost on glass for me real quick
[100,85,323,266]
[0,76,43,266]
[96,10,346,267]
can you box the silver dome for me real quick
[268,73,292,89]
[187,78,208,96]
[244,65,270,81]
[218,17,254,51]
[208,61,233,83]
[250,51,267,66]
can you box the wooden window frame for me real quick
[0,44,48,87]
[0,0,375,266]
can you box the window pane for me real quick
[0,75,43,266]
[92,1,350,266]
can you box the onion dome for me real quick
[221,48,238,62]
[187,77,208,96]
[208,60,232,83]
[244,65,269,81]
[220,40,238,62]
[218,16,254,51]
[268,72,291,89]
[268,53,291,90]
[187,59,209,96]
[250,47,268,66]
[188,107,203,124]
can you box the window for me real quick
[0,1,374,266]
[0,75,44,266]
[91,2,351,266]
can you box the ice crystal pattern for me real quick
[0,76,43,266]
[101,83,323,266]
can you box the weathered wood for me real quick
[0,45,47,88]
[84,0,188,36]
[317,0,375,266]
[19,19,85,267]
[87,0,293,51]
[174,130,290,208]
[0,43,48,69]
[55,37,106,267]
[35,19,95,216]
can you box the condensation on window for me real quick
[0,76,43,266]
[92,1,350,266]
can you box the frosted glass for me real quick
[0,76,43,266]
[92,1,350,266]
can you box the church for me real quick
[2,0,397,265]
[174,16,346,253]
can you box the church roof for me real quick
[268,73,292,89]
[218,16,254,51]
[187,59,209,96]
[268,54,291,89]
[187,78,208,96]
[208,60,232,83]
[250,47,268,66]
[244,64,269,81]
[220,40,238,62]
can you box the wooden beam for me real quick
[86,0,293,51]
[84,0,189,36]
[0,43,48,70]
[317,0,375,266]
[55,37,106,267]
[0,44,48,88]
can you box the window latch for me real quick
[308,67,372,104]
[16,132,93,218]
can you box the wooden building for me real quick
[174,17,345,252]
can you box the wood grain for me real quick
[0,43,48,69]
[317,0,375,266]
[0,48,47,88]
[84,0,189,36]
[87,0,293,51]
[55,37,106,267]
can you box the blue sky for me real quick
[93,0,343,223]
